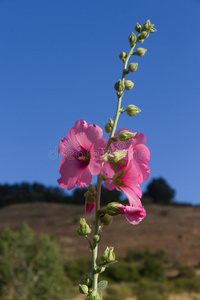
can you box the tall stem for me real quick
[104,43,136,155]
[92,174,102,291]
[91,42,136,294]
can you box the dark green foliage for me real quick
[171,276,200,293]
[144,177,175,204]
[135,279,167,300]
[103,262,140,282]
[65,258,91,283]
[0,182,122,208]
[0,223,67,300]
[177,265,196,278]
[140,256,165,281]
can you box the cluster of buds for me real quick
[113,19,156,99]
[84,184,96,204]
[105,118,114,133]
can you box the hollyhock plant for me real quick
[57,20,156,300]
[57,119,106,190]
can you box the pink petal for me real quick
[75,121,103,150]
[89,138,107,175]
[85,202,96,214]
[119,205,146,225]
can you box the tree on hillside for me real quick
[0,223,67,300]
[144,177,175,204]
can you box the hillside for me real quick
[0,202,199,264]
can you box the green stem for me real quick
[91,42,137,295]
[104,43,136,155]
[92,174,102,291]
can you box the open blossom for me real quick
[114,129,150,184]
[57,120,106,190]
[102,145,142,206]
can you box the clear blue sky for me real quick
[0,0,200,204]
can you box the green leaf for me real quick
[99,260,118,268]
[98,280,108,290]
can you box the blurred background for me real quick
[0,0,200,299]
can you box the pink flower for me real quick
[103,145,142,207]
[85,202,95,215]
[113,129,150,184]
[118,205,146,225]
[57,120,106,190]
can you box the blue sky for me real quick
[0,0,200,204]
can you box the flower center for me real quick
[76,148,90,165]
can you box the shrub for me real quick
[104,262,140,282]
[0,223,67,300]
[140,256,165,281]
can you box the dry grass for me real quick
[0,202,200,265]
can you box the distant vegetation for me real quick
[0,177,178,209]
[0,223,200,300]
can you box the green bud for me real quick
[80,274,93,287]
[124,80,134,90]
[119,51,127,61]
[106,202,123,216]
[135,23,142,33]
[142,20,151,31]
[105,118,114,133]
[101,246,115,263]
[88,184,96,193]
[93,234,101,244]
[137,31,149,42]
[128,63,138,73]
[128,32,137,46]
[118,130,135,142]
[86,290,102,300]
[77,218,91,236]
[109,149,128,164]
[105,123,112,133]
[114,80,125,92]
[100,213,113,226]
[126,104,141,116]
[79,284,88,294]
[150,27,157,33]
[135,48,147,57]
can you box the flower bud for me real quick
[109,149,128,164]
[77,218,91,236]
[135,48,147,57]
[150,27,157,33]
[80,274,93,287]
[128,63,138,73]
[100,213,113,226]
[126,104,141,116]
[93,234,101,244]
[88,184,96,193]
[128,32,137,46]
[106,202,124,216]
[105,118,114,133]
[79,284,88,294]
[137,31,149,42]
[142,20,151,31]
[119,52,127,61]
[135,23,142,33]
[101,246,115,263]
[118,130,135,142]
[114,80,125,92]
[124,80,134,90]
[86,290,102,300]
